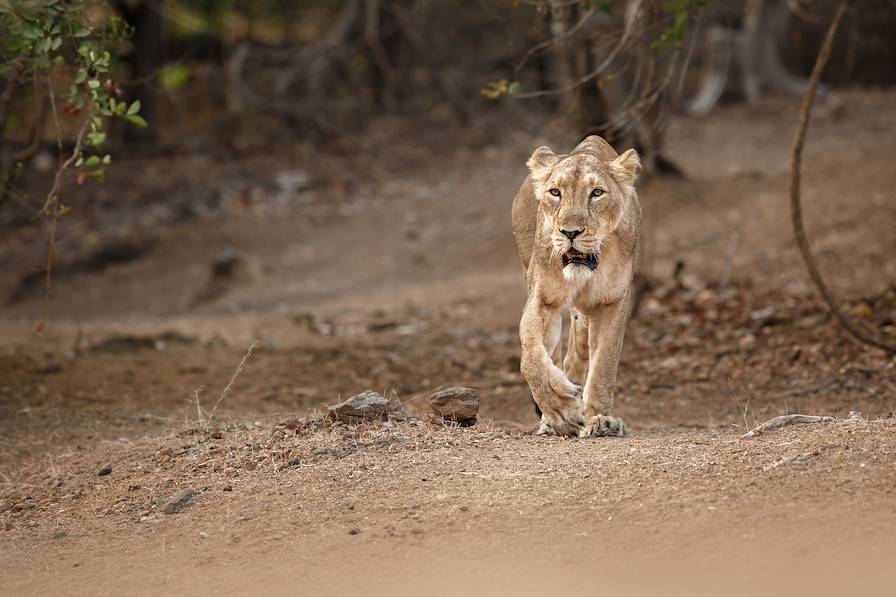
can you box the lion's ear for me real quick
[608,148,641,187]
[527,146,559,185]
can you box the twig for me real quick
[513,8,596,72]
[741,414,834,439]
[206,341,259,425]
[788,0,895,354]
[512,0,643,99]
[764,450,820,470]
[38,82,91,310]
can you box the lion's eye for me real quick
[590,188,605,199]
[548,188,561,198]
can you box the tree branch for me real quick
[789,0,895,354]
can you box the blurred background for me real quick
[2,2,896,594]
[1,0,895,428]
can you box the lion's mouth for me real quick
[561,248,598,270]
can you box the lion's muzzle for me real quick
[561,248,598,271]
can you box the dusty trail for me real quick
[3,418,896,596]
[1,91,896,594]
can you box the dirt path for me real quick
[1,90,896,595]
[3,418,896,596]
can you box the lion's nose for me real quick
[560,228,583,241]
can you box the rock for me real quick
[199,531,209,540]
[738,334,757,349]
[328,391,390,422]
[348,527,361,535]
[162,489,197,515]
[429,386,479,425]
[210,250,242,280]
[97,464,112,477]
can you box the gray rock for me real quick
[429,386,479,425]
[328,391,390,422]
[97,464,112,477]
[162,489,197,515]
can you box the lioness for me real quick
[512,135,641,437]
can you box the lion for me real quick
[512,135,641,437]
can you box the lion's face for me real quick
[527,146,640,275]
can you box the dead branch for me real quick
[788,0,896,354]
[513,7,596,73]
[512,0,644,99]
[741,414,834,439]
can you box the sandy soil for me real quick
[1,89,895,595]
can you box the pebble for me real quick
[429,386,479,425]
[328,391,390,422]
[199,531,209,540]
[97,464,112,477]
[162,489,197,515]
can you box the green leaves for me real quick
[586,1,613,15]
[1,0,145,226]
[159,64,191,92]
[126,114,148,128]
[481,79,522,100]
[650,0,705,53]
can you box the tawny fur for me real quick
[511,135,641,437]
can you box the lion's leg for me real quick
[562,308,589,386]
[520,293,585,437]
[547,309,563,366]
[580,290,631,437]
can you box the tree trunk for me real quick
[117,1,165,146]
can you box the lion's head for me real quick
[526,145,640,277]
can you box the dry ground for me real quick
[1,89,895,595]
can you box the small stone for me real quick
[428,386,479,425]
[852,303,872,318]
[328,391,390,422]
[97,464,112,477]
[242,460,258,471]
[348,528,361,535]
[738,334,757,349]
[162,489,196,515]
[222,485,233,492]
[199,531,209,540]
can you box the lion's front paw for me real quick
[580,415,628,438]
[546,366,582,402]
[536,399,585,437]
